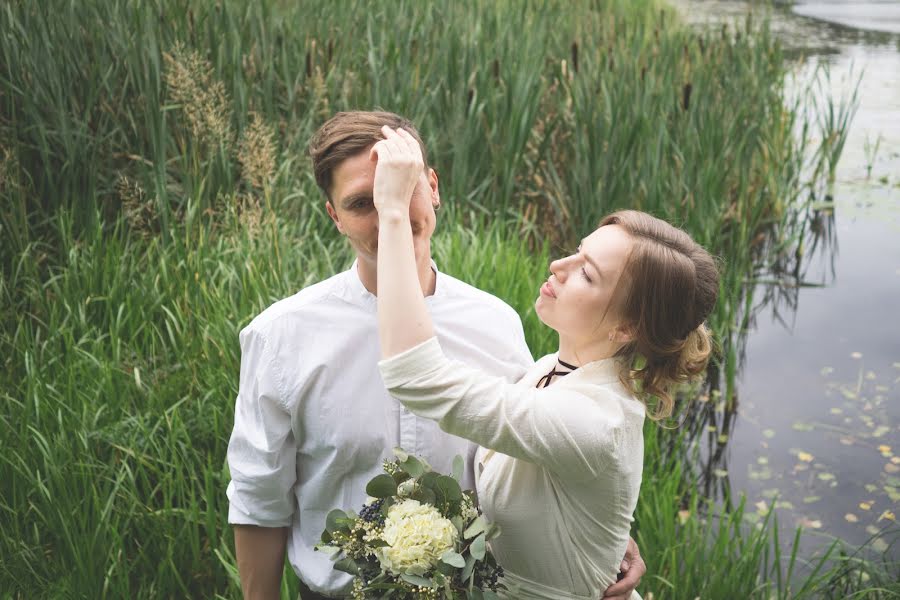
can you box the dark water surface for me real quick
[672,0,900,560]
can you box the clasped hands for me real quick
[371,125,424,218]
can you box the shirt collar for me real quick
[344,258,444,303]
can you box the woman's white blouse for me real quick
[379,337,645,599]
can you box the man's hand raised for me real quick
[370,125,424,216]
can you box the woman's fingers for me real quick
[380,125,423,164]
[370,138,394,161]
[395,127,423,160]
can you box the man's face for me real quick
[326,146,439,268]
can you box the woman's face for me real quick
[535,224,633,343]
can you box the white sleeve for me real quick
[379,338,622,481]
[226,327,297,527]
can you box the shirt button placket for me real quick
[399,407,416,455]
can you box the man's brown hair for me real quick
[308,111,430,199]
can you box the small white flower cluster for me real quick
[375,499,458,576]
[460,493,479,523]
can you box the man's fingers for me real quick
[370,139,394,161]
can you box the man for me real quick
[226,111,645,599]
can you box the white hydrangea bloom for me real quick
[375,499,458,576]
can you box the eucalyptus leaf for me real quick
[464,515,487,539]
[333,557,359,575]
[366,474,398,498]
[400,573,433,587]
[393,447,409,462]
[436,475,463,502]
[411,486,437,505]
[325,509,348,533]
[441,550,466,568]
[453,454,465,481]
[461,554,477,582]
[451,515,464,536]
[400,454,427,478]
[470,533,487,560]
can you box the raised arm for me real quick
[379,338,625,481]
[373,125,435,358]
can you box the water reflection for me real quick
[669,0,900,562]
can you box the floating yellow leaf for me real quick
[859,502,872,511]
[872,539,889,553]
[878,510,895,522]
[885,463,900,474]
[713,468,728,478]
[798,451,814,462]
[755,500,769,514]
[845,513,859,523]
[865,371,877,380]
[677,510,691,525]
[762,429,776,439]
[817,472,835,481]
[891,456,900,465]
[866,525,880,536]
[872,425,891,438]
[830,407,844,415]
[840,436,855,446]
[775,500,794,510]
[706,425,717,432]
[718,434,729,444]
[851,352,863,359]
[799,517,823,529]
[803,496,821,504]
[820,366,834,376]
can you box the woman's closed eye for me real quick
[581,267,592,283]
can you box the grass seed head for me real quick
[163,42,233,150]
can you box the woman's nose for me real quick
[549,257,567,281]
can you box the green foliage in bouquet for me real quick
[316,449,505,599]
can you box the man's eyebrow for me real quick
[341,193,373,208]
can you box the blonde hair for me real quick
[600,210,719,420]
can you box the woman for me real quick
[372,126,717,599]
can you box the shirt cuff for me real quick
[378,337,443,388]
[226,481,293,528]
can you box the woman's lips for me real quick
[540,281,556,298]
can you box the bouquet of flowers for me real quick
[316,448,505,599]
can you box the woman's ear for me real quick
[609,325,634,344]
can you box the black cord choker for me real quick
[536,358,579,388]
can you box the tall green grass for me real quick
[1,0,894,598]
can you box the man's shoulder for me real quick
[436,272,524,329]
[438,272,517,312]
[243,270,350,336]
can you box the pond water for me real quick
[671,0,900,561]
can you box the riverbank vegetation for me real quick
[1,0,895,597]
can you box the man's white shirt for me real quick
[226,262,533,595]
